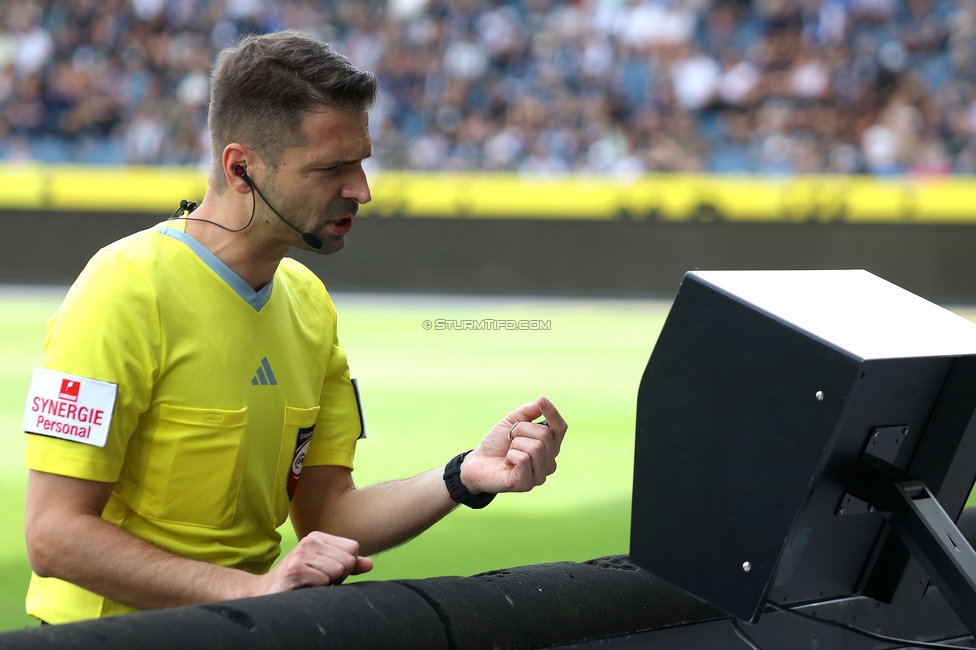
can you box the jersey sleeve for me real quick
[24,248,160,483]
[303,297,363,471]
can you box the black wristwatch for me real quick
[443,451,496,509]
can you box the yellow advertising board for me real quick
[1,164,975,224]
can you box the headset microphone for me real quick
[233,164,323,249]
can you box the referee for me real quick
[22,30,566,625]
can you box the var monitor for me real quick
[630,270,976,631]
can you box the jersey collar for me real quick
[157,225,273,312]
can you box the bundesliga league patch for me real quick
[287,424,315,501]
[23,369,117,448]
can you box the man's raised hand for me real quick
[459,396,567,494]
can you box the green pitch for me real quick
[0,290,667,631]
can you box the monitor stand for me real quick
[845,446,976,634]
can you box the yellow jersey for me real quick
[23,221,363,623]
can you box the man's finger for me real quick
[303,531,361,556]
[510,437,548,486]
[536,396,567,450]
[506,400,545,427]
[353,557,374,575]
[505,447,534,490]
[285,533,366,586]
[273,553,341,590]
[509,420,556,468]
[300,548,360,585]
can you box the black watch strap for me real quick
[444,451,496,509]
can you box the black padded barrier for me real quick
[0,581,449,650]
[396,556,723,650]
[3,544,976,649]
[0,557,721,650]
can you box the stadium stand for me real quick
[1,0,975,174]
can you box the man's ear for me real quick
[222,143,253,194]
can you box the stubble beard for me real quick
[304,197,359,256]
[262,179,356,256]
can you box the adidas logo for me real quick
[251,357,278,386]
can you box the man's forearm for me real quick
[292,466,459,557]
[292,397,566,557]
[30,511,255,611]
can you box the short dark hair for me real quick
[208,31,377,188]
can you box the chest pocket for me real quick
[273,405,320,527]
[139,404,248,529]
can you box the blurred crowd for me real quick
[2,0,976,174]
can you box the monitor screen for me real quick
[629,270,976,624]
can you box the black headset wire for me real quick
[768,601,976,649]
[168,193,256,234]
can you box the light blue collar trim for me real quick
[158,225,273,311]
